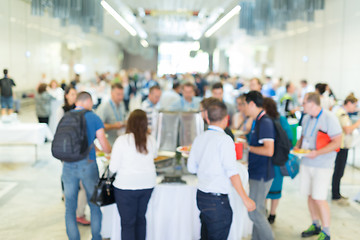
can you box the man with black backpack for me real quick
[53,91,111,240]
[244,91,275,240]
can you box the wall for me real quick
[0,0,121,92]
[215,0,360,100]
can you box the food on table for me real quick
[154,156,171,162]
[292,149,311,154]
[178,146,191,153]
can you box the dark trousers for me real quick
[114,188,153,240]
[332,148,349,199]
[196,190,232,240]
[38,117,49,124]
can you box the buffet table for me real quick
[0,122,53,161]
[101,162,252,240]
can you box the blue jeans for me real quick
[114,188,153,240]
[196,190,232,240]
[62,159,102,240]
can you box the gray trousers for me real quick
[248,179,274,240]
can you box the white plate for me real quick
[290,150,310,158]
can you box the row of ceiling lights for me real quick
[100,0,241,48]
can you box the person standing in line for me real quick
[96,83,127,145]
[109,109,157,240]
[55,86,91,225]
[35,83,56,124]
[211,82,236,126]
[141,85,162,135]
[188,100,256,240]
[0,69,16,116]
[263,97,293,224]
[332,94,360,205]
[62,91,111,240]
[295,92,341,240]
[169,82,201,112]
[243,91,275,240]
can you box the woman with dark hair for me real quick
[35,83,55,124]
[263,97,293,224]
[110,109,157,240]
[55,86,77,124]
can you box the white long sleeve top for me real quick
[109,133,157,190]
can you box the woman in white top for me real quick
[110,109,157,240]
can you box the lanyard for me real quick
[304,109,323,137]
[251,110,265,132]
[109,100,122,122]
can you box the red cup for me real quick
[235,142,243,160]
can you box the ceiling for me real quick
[104,0,240,45]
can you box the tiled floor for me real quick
[1,105,360,239]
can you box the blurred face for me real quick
[66,88,77,105]
[345,101,358,113]
[287,83,295,94]
[302,96,313,114]
[212,88,223,101]
[111,87,124,104]
[50,81,57,89]
[183,86,195,102]
[236,98,245,112]
[148,89,162,105]
[250,79,261,92]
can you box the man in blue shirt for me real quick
[244,91,275,240]
[62,92,111,240]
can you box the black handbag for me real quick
[90,166,116,206]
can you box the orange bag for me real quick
[316,130,340,152]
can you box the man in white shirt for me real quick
[141,85,162,134]
[188,100,255,240]
[158,82,181,110]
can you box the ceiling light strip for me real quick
[100,0,137,36]
[140,39,149,48]
[205,5,241,38]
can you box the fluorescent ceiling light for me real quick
[140,39,149,48]
[101,0,137,36]
[205,5,241,38]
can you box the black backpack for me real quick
[256,116,292,166]
[51,109,91,162]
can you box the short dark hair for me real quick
[37,83,47,94]
[207,101,228,123]
[212,82,223,90]
[286,82,292,90]
[305,92,321,106]
[111,83,123,90]
[173,82,180,90]
[301,79,307,84]
[182,82,196,91]
[315,83,326,95]
[3,69,8,75]
[149,85,161,93]
[200,97,221,110]
[245,91,263,107]
[76,91,92,102]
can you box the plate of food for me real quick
[291,149,311,158]
[176,145,191,154]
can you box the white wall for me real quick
[0,0,121,92]
[215,0,360,100]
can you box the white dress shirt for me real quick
[187,125,238,194]
[109,133,157,190]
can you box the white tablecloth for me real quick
[101,163,253,240]
[0,122,53,145]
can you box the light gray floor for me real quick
[1,105,360,240]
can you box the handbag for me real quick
[316,130,340,152]
[280,153,300,179]
[90,166,116,206]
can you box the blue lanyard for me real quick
[304,109,323,137]
[250,110,265,142]
[109,100,122,122]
